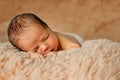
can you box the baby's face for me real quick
[17,24,59,55]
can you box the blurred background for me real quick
[0,0,120,42]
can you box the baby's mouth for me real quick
[41,49,55,55]
[50,49,54,51]
[42,49,54,55]
[43,49,54,54]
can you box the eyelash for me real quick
[44,34,49,40]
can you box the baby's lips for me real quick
[41,48,54,55]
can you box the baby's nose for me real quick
[40,44,50,53]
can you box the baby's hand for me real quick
[28,51,44,59]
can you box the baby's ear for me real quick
[27,51,44,59]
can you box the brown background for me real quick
[0,0,120,42]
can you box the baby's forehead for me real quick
[21,25,47,35]
[16,29,48,50]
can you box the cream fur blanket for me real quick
[0,39,120,80]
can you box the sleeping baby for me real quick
[7,13,83,57]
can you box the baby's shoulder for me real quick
[55,32,81,49]
[55,32,81,44]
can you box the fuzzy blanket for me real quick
[0,39,120,80]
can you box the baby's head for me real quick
[8,13,59,54]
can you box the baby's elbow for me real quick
[67,44,81,49]
[73,44,81,48]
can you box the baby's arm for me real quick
[27,51,44,59]
[56,33,80,50]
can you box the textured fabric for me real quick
[0,39,120,80]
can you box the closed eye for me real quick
[44,34,49,41]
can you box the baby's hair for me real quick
[8,13,48,49]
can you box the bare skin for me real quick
[16,24,80,58]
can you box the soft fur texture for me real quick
[0,39,120,80]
